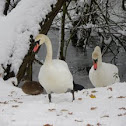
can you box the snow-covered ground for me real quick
[0,0,5,16]
[0,0,126,126]
[0,78,126,126]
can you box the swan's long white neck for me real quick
[97,58,102,70]
[41,36,52,64]
[93,47,102,70]
[97,56,102,68]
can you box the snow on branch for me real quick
[0,0,6,16]
[0,0,56,74]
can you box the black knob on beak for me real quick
[93,59,98,63]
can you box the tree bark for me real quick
[39,0,67,34]
[122,0,126,11]
[3,0,11,15]
[60,2,67,60]
[17,0,67,84]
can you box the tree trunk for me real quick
[122,0,126,11]
[39,0,67,34]
[17,0,67,84]
[60,2,67,60]
[3,0,11,15]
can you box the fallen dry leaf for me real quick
[0,101,8,104]
[91,90,98,93]
[8,95,12,97]
[56,114,61,116]
[117,96,126,98]
[75,119,83,122]
[12,105,19,108]
[83,91,86,94]
[118,112,126,116]
[78,98,82,100]
[11,91,15,94]
[61,109,68,112]
[83,91,89,95]
[97,123,102,126]
[90,94,96,98]
[118,114,123,116]
[90,107,97,110]
[101,115,109,118]
[48,109,56,112]
[43,124,53,126]
[108,96,112,99]
[68,112,73,115]
[13,100,18,102]
[15,98,21,100]
[119,107,126,110]
[86,124,93,126]
[107,87,112,91]
[10,100,17,103]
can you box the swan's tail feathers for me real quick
[48,94,52,103]
[71,90,75,101]
[113,72,120,82]
[73,81,85,91]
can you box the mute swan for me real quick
[33,34,75,102]
[89,46,120,87]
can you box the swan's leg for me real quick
[48,94,52,102]
[71,90,75,101]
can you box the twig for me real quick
[34,59,43,65]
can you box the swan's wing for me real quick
[52,59,73,81]
[103,63,120,82]
[103,63,119,74]
[52,59,69,68]
[38,59,73,93]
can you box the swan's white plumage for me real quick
[89,46,120,87]
[39,59,73,94]
[35,34,73,94]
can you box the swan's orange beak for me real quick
[93,59,98,70]
[33,43,39,53]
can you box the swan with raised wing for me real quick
[33,34,75,102]
[89,46,120,87]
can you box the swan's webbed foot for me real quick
[48,94,52,103]
[71,90,75,101]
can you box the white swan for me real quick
[89,46,120,87]
[33,34,74,102]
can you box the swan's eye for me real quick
[33,40,40,47]
[33,40,40,53]
[35,40,40,45]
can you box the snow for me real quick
[104,37,112,45]
[0,0,56,74]
[0,0,5,16]
[118,29,126,36]
[0,0,126,125]
[0,78,126,126]
[78,0,91,6]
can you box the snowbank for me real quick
[0,81,126,126]
[0,0,5,16]
[0,0,56,74]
